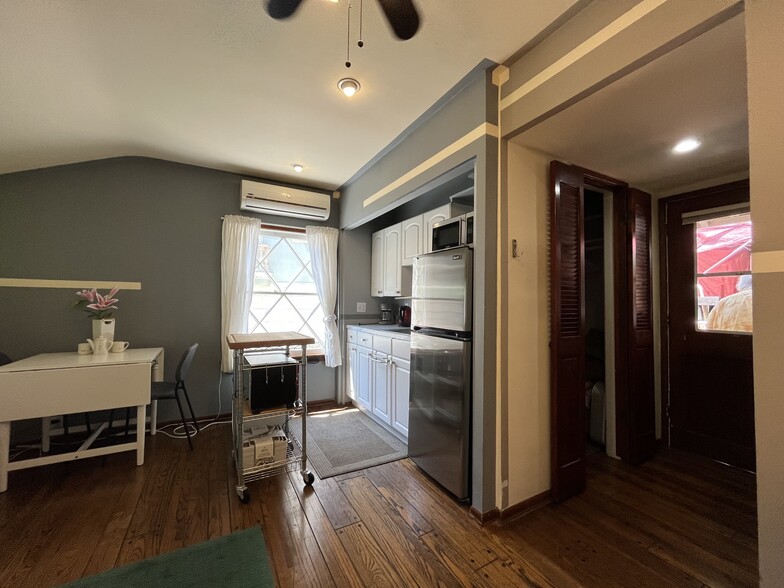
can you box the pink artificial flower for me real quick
[75,289,96,302]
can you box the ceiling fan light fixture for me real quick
[338,78,361,97]
[672,137,702,154]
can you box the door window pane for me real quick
[695,214,752,333]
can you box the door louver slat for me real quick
[559,183,581,337]
[634,204,651,329]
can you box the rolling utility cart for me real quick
[227,332,315,503]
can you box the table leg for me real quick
[0,422,10,493]
[150,399,158,435]
[41,417,51,453]
[136,405,146,466]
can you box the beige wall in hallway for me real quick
[503,143,552,506]
[745,1,784,585]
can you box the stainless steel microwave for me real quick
[432,212,474,251]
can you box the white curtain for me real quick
[220,215,260,372]
[306,226,342,367]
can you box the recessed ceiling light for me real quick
[672,137,702,154]
[292,163,304,173]
[337,78,361,97]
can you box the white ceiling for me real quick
[0,0,576,189]
[512,14,749,195]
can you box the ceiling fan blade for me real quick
[266,0,305,19]
[376,0,420,40]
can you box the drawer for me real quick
[357,332,373,347]
[347,329,357,344]
[373,335,392,354]
[391,338,410,360]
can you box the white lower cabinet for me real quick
[346,328,409,440]
[371,352,392,425]
[356,344,372,411]
[391,357,410,436]
[346,344,358,401]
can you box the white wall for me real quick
[503,143,551,506]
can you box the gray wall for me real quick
[337,67,499,514]
[0,156,339,429]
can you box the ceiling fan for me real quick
[266,0,420,40]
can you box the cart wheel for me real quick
[303,471,315,486]
[237,486,250,503]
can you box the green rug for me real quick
[63,527,274,587]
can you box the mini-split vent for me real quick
[240,180,331,221]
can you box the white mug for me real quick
[77,342,92,355]
[110,341,129,353]
[87,337,111,355]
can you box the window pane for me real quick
[694,214,752,333]
[248,230,326,349]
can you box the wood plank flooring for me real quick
[0,422,758,587]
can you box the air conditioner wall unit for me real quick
[240,179,331,221]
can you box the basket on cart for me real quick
[227,332,315,503]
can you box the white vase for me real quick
[92,318,115,344]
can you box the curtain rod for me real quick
[220,217,306,234]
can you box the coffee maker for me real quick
[398,305,411,327]
[379,303,393,324]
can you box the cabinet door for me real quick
[347,344,358,401]
[391,357,410,437]
[401,215,423,266]
[423,204,451,253]
[383,224,402,296]
[371,353,392,425]
[356,346,372,411]
[371,230,384,297]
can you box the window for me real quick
[248,228,325,349]
[694,213,752,333]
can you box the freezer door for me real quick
[408,331,471,500]
[411,247,473,332]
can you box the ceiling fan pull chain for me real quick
[358,0,364,48]
[345,1,352,67]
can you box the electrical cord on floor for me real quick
[156,368,230,442]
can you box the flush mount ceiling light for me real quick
[672,137,702,154]
[292,163,304,173]
[337,78,361,97]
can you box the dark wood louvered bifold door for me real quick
[620,188,656,464]
[549,161,586,502]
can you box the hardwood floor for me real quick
[0,423,758,587]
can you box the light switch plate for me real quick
[357,302,366,312]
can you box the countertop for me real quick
[347,323,411,341]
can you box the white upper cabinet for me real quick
[401,215,424,266]
[423,204,451,253]
[371,229,384,297]
[383,223,402,297]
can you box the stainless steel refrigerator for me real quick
[408,246,472,500]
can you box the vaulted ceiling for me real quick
[0,0,577,189]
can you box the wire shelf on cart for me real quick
[227,331,315,503]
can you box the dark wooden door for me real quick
[550,161,586,502]
[661,181,755,471]
[550,162,656,502]
[619,188,656,464]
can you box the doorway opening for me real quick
[583,189,615,458]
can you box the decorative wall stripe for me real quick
[752,251,784,274]
[500,0,669,111]
[362,123,499,208]
[0,278,142,290]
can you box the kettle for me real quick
[86,337,111,355]
[398,305,411,327]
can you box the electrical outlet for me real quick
[357,302,366,313]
